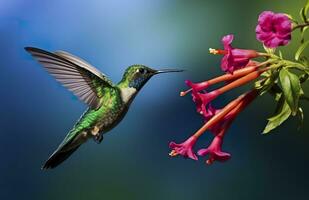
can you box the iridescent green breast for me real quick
[96,88,126,132]
[72,87,126,134]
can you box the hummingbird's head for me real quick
[119,65,183,90]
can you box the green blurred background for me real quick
[0,0,308,199]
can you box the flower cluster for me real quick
[169,1,309,166]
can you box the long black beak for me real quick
[154,69,184,74]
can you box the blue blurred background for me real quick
[0,0,309,199]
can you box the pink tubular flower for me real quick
[210,34,259,73]
[180,63,261,97]
[184,86,223,134]
[191,91,204,114]
[203,104,224,136]
[197,105,241,165]
[256,11,292,48]
[197,90,258,165]
[197,135,231,165]
[169,135,198,160]
[246,60,260,67]
[185,80,219,115]
[203,104,221,122]
[185,80,211,114]
[221,35,259,73]
[185,80,209,92]
[186,80,223,131]
[191,90,219,115]
[197,109,235,165]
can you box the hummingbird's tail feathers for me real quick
[42,128,89,170]
[42,144,81,170]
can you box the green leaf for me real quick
[300,26,308,43]
[300,0,309,23]
[300,7,307,23]
[279,68,301,115]
[295,40,309,61]
[297,107,304,130]
[256,77,274,95]
[286,64,309,74]
[263,97,291,134]
[305,0,309,17]
[255,69,279,96]
[255,72,270,92]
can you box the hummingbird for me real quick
[25,47,183,169]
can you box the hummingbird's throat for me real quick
[120,87,137,103]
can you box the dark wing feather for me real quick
[25,47,113,109]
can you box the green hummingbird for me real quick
[25,47,183,169]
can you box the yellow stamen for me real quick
[180,89,192,97]
[206,158,214,165]
[209,48,219,55]
[169,150,179,157]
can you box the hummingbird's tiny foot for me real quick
[91,126,103,144]
[93,134,103,144]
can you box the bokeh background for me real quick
[1,0,309,199]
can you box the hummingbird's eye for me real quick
[138,68,147,74]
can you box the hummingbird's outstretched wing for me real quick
[25,47,113,109]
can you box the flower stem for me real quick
[215,64,273,96]
[258,52,271,57]
[180,61,270,96]
[192,90,256,138]
[208,67,258,85]
[192,95,242,138]
[216,69,263,95]
[293,22,309,31]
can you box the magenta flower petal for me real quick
[197,136,231,164]
[190,90,219,115]
[222,34,234,49]
[191,91,204,113]
[185,80,210,92]
[257,11,274,32]
[203,104,220,121]
[256,11,292,48]
[169,136,198,160]
[220,34,259,73]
